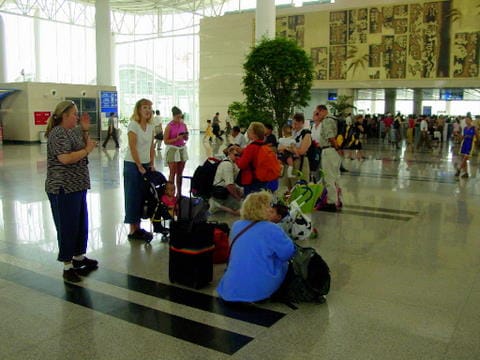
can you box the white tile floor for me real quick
[0,134,479,359]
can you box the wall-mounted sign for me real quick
[34,111,51,125]
[100,91,118,114]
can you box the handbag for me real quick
[211,185,229,200]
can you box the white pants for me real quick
[321,148,341,205]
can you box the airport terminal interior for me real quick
[1,0,480,358]
[1,133,480,359]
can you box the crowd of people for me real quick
[45,99,478,302]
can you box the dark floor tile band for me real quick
[88,268,285,327]
[340,209,413,221]
[0,261,252,355]
[344,205,419,215]
[344,171,457,184]
[4,244,286,328]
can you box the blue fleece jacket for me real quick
[217,220,295,302]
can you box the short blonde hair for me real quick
[240,190,272,221]
[247,122,266,140]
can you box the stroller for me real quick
[141,170,173,242]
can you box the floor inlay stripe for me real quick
[4,244,286,328]
[88,268,285,327]
[0,261,252,355]
[340,209,414,221]
[344,205,419,215]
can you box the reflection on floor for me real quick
[1,135,479,359]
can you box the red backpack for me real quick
[252,143,282,182]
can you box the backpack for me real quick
[191,157,222,199]
[251,143,281,182]
[274,245,330,307]
[295,129,321,172]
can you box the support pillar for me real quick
[255,0,276,41]
[413,88,423,116]
[385,88,396,114]
[34,9,42,81]
[95,0,113,85]
[0,15,6,83]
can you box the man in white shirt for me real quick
[417,116,431,151]
[231,126,247,148]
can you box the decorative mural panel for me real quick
[369,44,382,67]
[320,0,464,81]
[382,6,394,31]
[369,8,382,33]
[276,15,305,47]
[453,32,480,78]
[348,9,368,44]
[330,11,348,45]
[329,45,347,79]
[269,0,478,82]
[311,47,329,80]
[390,35,408,78]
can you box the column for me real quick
[34,9,42,81]
[95,0,113,85]
[385,88,396,114]
[413,88,422,116]
[255,0,275,41]
[0,15,6,83]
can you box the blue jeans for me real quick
[123,161,149,224]
[48,190,88,262]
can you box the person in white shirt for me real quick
[277,124,297,178]
[231,126,247,148]
[417,117,431,151]
[209,145,243,215]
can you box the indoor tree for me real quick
[242,37,314,134]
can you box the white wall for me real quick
[0,82,115,142]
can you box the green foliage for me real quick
[327,95,356,117]
[242,37,313,132]
[227,101,271,129]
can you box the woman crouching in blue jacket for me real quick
[217,191,295,303]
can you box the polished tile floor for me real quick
[0,134,479,359]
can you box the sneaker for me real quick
[454,170,460,177]
[128,229,153,242]
[461,173,469,178]
[73,256,98,270]
[63,268,82,283]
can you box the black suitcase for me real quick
[168,176,214,289]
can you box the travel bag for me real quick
[168,176,215,289]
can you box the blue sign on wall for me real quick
[100,91,118,114]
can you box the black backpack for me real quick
[191,157,222,199]
[273,245,331,307]
[296,129,321,172]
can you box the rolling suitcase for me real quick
[168,176,215,289]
